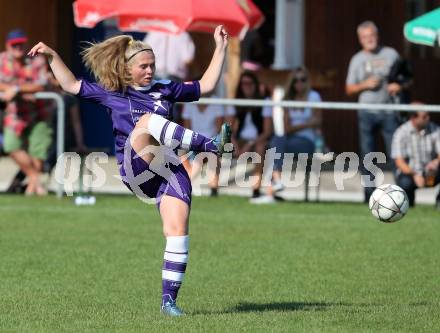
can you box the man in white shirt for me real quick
[144,31,195,81]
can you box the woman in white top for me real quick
[182,97,224,196]
[227,71,273,199]
[270,66,322,191]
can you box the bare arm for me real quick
[284,109,322,135]
[395,157,413,175]
[28,42,81,95]
[183,119,192,130]
[256,117,273,143]
[215,116,223,132]
[0,80,45,93]
[345,77,380,96]
[199,25,228,95]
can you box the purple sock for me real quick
[162,236,189,305]
[147,114,218,153]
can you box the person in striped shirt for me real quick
[391,106,440,208]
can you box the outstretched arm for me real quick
[28,42,81,95]
[199,25,229,95]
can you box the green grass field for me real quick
[0,194,439,332]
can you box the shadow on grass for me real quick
[193,301,351,315]
[230,301,334,313]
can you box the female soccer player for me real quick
[28,25,231,316]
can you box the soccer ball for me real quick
[369,184,409,223]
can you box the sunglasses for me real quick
[293,77,307,83]
[10,43,25,49]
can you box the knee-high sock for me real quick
[147,114,217,153]
[162,235,189,304]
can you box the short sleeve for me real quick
[346,56,358,85]
[261,97,272,117]
[166,80,201,102]
[209,104,224,117]
[262,106,272,118]
[309,90,322,103]
[391,126,405,159]
[434,127,440,156]
[226,106,236,117]
[182,103,195,120]
[77,80,109,104]
[389,47,400,63]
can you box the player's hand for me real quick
[425,159,439,172]
[213,25,229,50]
[387,82,401,96]
[413,174,425,188]
[27,42,57,62]
[363,76,380,90]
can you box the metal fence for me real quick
[6,93,440,198]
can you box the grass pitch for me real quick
[0,194,439,332]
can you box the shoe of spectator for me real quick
[6,180,26,194]
[210,188,218,197]
[272,180,285,193]
[249,195,276,204]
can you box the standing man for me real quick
[391,106,440,209]
[0,29,51,195]
[346,21,403,202]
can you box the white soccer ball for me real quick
[369,184,409,223]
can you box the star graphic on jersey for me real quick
[149,92,167,112]
[153,100,167,112]
[149,92,162,99]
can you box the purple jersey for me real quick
[77,79,201,163]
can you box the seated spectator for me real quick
[391,104,440,208]
[181,95,223,196]
[7,70,88,194]
[251,66,323,204]
[226,71,273,200]
[0,29,51,195]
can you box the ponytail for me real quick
[82,35,153,91]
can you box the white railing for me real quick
[197,97,440,112]
[196,97,440,136]
[4,94,440,198]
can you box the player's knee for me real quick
[137,113,152,128]
[163,225,187,237]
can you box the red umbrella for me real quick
[73,0,264,39]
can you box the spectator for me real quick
[346,21,402,202]
[252,66,323,204]
[181,95,224,196]
[144,31,195,81]
[0,29,51,195]
[391,105,440,208]
[6,70,87,194]
[227,71,273,200]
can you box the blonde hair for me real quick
[284,66,311,101]
[81,35,153,91]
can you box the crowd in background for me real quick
[0,21,439,208]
